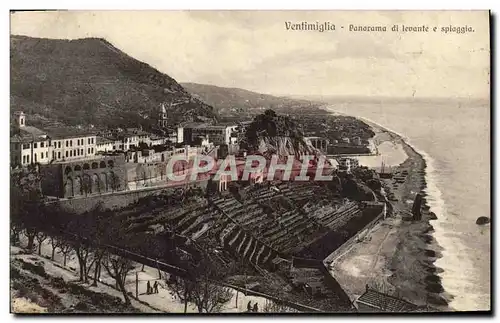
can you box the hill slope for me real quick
[10,35,217,129]
[181,82,325,118]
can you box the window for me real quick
[88,148,90,154]
[22,156,26,164]
[22,143,29,150]
[41,152,44,159]
[20,118,24,125]
[58,152,61,159]
[81,149,84,155]
[34,154,37,162]
[26,155,29,163]
[34,143,37,149]
[70,140,73,147]
[91,148,94,153]
[77,149,79,156]
[88,138,90,145]
[70,151,73,157]
[41,142,45,148]
[65,151,68,158]
[52,151,55,159]
[58,142,61,148]
[91,138,94,144]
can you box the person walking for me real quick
[247,301,252,312]
[153,281,159,294]
[147,280,151,295]
[253,303,259,312]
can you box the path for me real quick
[14,234,271,313]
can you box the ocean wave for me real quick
[327,106,488,310]
[328,109,460,308]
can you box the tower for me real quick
[158,103,168,128]
[14,111,26,128]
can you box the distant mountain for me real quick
[10,35,218,130]
[181,82,326,119]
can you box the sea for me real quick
[326,98,491,311]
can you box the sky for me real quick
[10,10,490,98]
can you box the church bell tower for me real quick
[158,103,168,128]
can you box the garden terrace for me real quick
[211,196,282,269]
[244,183,280,202]
[303,200,362,232]
[273,181,323,206]
[211,192,327,258]
[297,203,384,260]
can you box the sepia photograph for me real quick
[8,9,491,314]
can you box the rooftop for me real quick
[44,126,97,139]
[20,126,47,137]
[96,136,114,145]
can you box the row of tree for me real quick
[10,165,239,313]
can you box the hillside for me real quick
[181,82,326,119]
[10,35,218,129]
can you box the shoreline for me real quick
[328,113,451,310]
[363,119,451,308]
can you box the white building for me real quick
[96,137,114,153]
[10,112,97,167]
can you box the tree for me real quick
[10,222,23,246]
[166,256,233,313]
[57,240,73,267]
[166,273,195,313]
[91,249,105,286]
[35,231,48,256]
[101,253,134,305]
[72,240,96,282]
[190,275,233,313]
[10,165,44,251]
[25,227,38,252]
[49,236,60,260]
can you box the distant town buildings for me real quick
[10,111,98,166]
[182,123,238,146]
[305,136,329,152]
[337,157,359,173]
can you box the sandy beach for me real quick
[330,121,449,310]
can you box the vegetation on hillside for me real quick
[182,82,326,119]
[10,35,218,130]
[240,109,317,156]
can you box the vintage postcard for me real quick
[9,10,490,314]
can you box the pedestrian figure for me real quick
[253,303,259,312]
[153,281,159,294]
[247,301,252,312]
[147,280,151,295]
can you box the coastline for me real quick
[328,115,450,310]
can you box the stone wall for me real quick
[51,179,209,214]
[40,155,127,198]
[323,203,386,264]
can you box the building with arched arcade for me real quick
[39,154,127,198]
